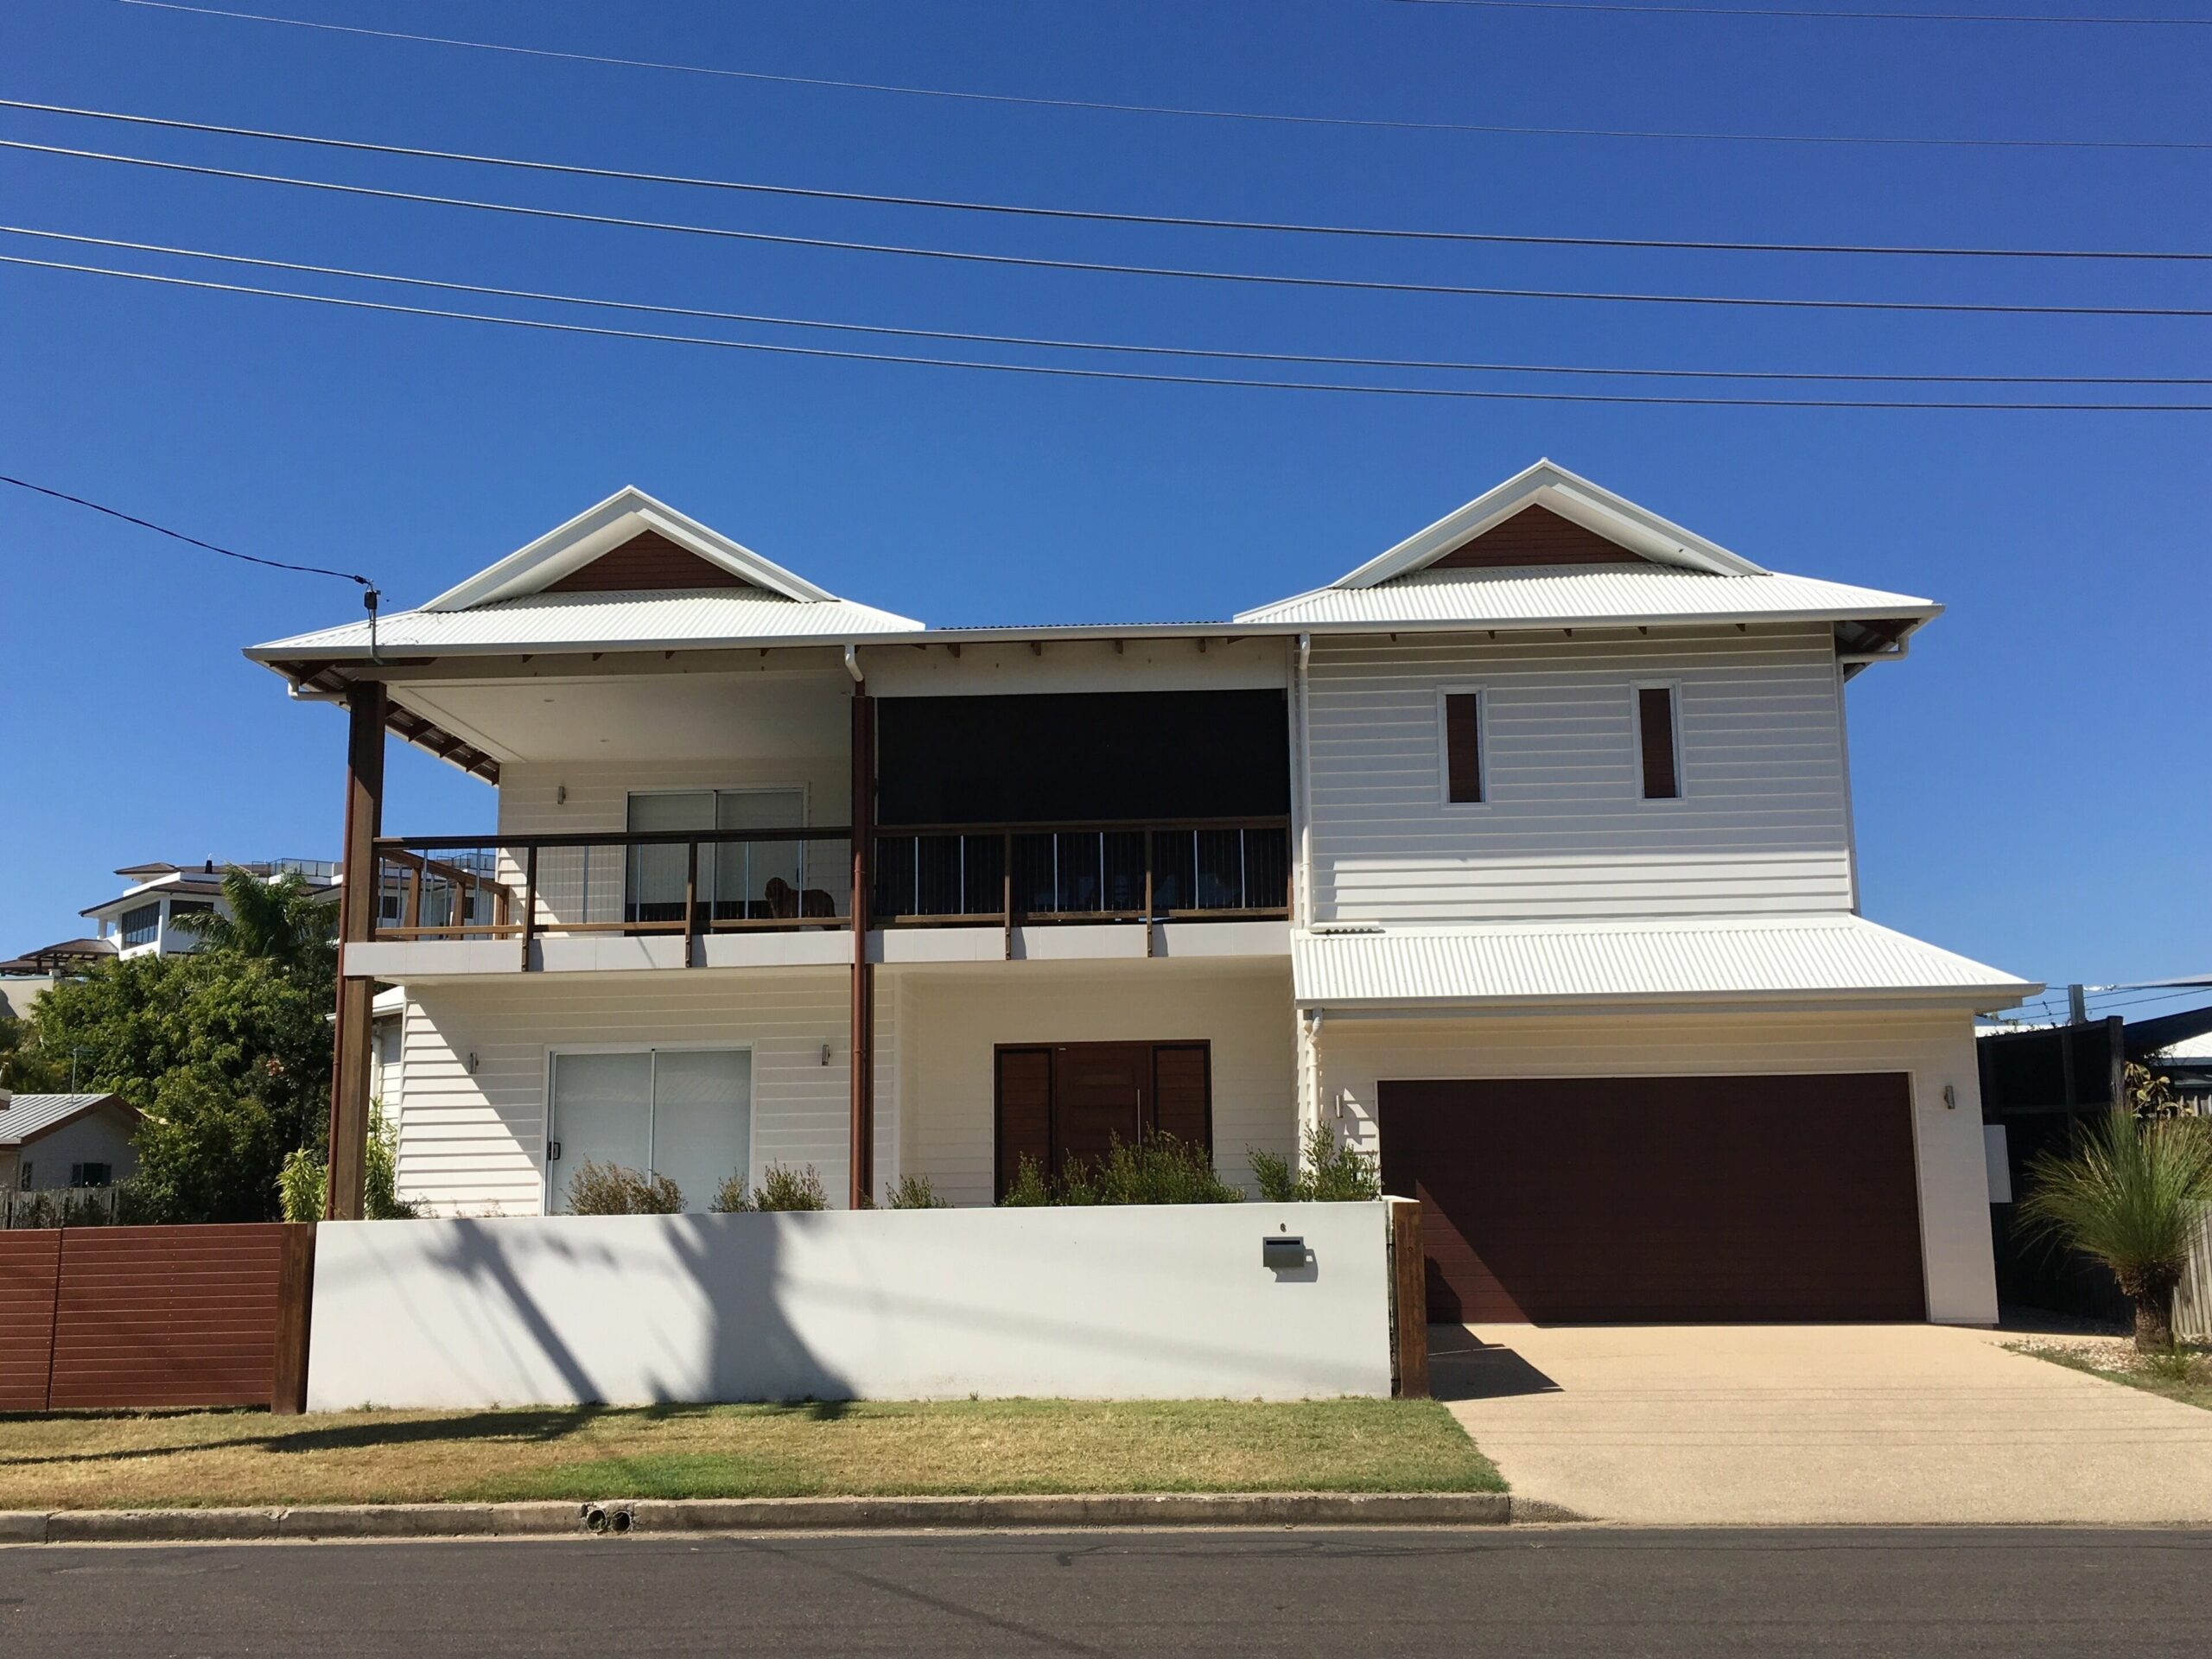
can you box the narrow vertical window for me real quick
[1637,686,1680,800]
[1444,691,1483,804]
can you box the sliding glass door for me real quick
[548,1047,752,1213]
[626,788,805,924]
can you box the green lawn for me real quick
[0,1397,1502,1510]
[2009,1341,2212,1412]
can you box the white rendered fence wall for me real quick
[307,1203,1395,1410]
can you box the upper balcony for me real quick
[346,817,1290,980]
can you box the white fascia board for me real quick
[245,606,1936,666]
[421,486,838,611]
[1328,459,1767,589]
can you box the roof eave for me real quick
[245,604,1942,665]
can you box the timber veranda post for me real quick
[849,685,875,1211]
[326,679,386,1222]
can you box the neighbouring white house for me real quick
[248,460,2037,1325]
[0,1091,139,1192]
[78,857,342,960]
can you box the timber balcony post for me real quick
[849,687,875,1210]
[327,679,386,1222]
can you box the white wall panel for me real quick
[1306,625,1854,921]
[308,1201,1395,1408]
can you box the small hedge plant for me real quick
[713,1163,830,1212]
[1249,1126,1382,1203]
[565,1160,684,1215]
[883,1173,950,1209]
[997,1134,1243,1206]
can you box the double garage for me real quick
[1376,1072,1929,1324]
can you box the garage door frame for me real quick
[1376,1070,1930,1325]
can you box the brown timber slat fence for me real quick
[0,1224,314,1414]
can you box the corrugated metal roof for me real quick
[1294,915,2035,1007]
[1236,567,1935,628]
[253,588,925,656]
[0,1093,131,1147]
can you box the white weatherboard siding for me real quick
[1306,625,1854,923]
[894,962,1298,1206]
[1314,1007,1997,1324]
[307,1202,1397,1408]
[393,969,895,1215]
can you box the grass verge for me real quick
[2008,1341,2212,1412]
[0,1397,1501,1510]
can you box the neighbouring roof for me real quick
[1293,914,2037,1010]
[0,1093,137,1147]
[0,938,115,976]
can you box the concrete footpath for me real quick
[1440,1324,2212,1527]
[0,1490,1575,1544]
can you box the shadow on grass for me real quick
[0,1400,861,1472]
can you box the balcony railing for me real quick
[363,817,1289,959]
[367,828,856,948]
[873,819,1290,925]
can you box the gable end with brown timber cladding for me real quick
[1428,505,1654,570]
[543,529,757,594]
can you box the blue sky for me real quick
[1,0,2206,1007]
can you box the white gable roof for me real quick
[424,486,840,610]
[1236,460,1936,637]
[1333,459,1766,589]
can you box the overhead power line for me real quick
[5,96,2206,263]
[107,1,2212,153]
[7,250,2208,410]
[1389,0,2212,23]
[11,139,2212,319]
[8,224,2205,387]
[0,474,372,586]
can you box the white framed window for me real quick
[1435,685,1489,808]
[1633,682,1684,802]
[546,1046,753,1214]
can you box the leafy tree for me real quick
[2017,1109,2212,1352]
[0,1008,65,1092]
[31,944,334,1224]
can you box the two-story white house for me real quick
[79,858,341,959]
[249,461,2034,1325]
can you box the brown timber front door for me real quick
[994,1041,1212,1198]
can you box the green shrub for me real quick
[998,1154,1051,1206]
[1249,1125,1382,1203]
[566,1160,684,1215]
[998,1135,1242,1206]
[712,1163,829,1212]
[885,1173,950,1210]
[2016,1109,2212,1352]
[276,1103,416,1221]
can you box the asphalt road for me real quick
[4,1528,2209,1656]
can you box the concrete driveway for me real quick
[1439,1324,2212,1526]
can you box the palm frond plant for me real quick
[2015,1109,2212,1351]
[182,868,339,976]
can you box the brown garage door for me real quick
[1377,1074,1925,1323]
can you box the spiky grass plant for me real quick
[2016,1109,2212,1351]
